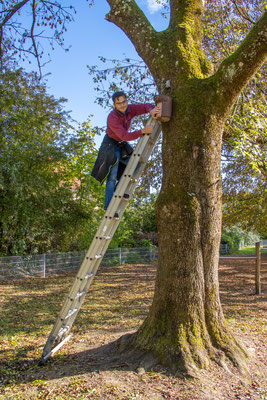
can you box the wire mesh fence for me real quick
[1,243,262,280]
[0,247,159,280]
[219,243,229,254]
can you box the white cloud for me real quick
[146,0,165,14]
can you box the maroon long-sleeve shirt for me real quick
[106,103,154,142]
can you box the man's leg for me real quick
[104,148,120,210]
[114,155,130,191]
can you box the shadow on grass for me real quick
[0,264,156,337]
[0,333,157,388]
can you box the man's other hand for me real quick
[150,105,161,119]
[141,125,154,135]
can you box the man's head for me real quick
[112,91,128,114]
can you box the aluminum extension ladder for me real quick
[39,117,162,364]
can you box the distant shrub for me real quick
[124,251,143,264]
[221,234,235,253]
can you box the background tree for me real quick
[61,120,105,251]
[222,154,267,236]
[222,69,266,235]
[111,194,158,248]
[0,0,76,75]
[0,68,102,255]
[221,225,260,253]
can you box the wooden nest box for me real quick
[155,95,172,122]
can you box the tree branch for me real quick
[169,0,204,42]
[30,0,42,77]
[0,0,30,28]
[231,0,256,25]
[214,10,267,113]
[0,0,30,64]
[105,0,160,67]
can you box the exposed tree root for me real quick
[208,325,249,375]
[203,306,249,373]
[115,319,249,378]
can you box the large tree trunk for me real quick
[127,83,247,374]
[106,0,267,374]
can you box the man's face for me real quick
[114,96,128,114]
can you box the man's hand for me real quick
[141,125,154,135]
[150,105,161,119]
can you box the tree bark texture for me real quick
[106,0,267,373]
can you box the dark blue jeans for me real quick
[104,148,129,210]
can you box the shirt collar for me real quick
[115,107,128,117]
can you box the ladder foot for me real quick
[38,359,45,366]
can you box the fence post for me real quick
[149,247,153,261]
[119,248,122,265]
[255,242,261,295]
[43,254,46,278]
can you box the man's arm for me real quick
[129,103,154,117]
[107,113,143,141]
[129,103,161,119]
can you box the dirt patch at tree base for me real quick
[0,255,266,399]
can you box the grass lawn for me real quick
[233,245,267,255]
[0,256,266,399]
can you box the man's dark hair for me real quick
[112,91,127,103]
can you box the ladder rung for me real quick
[58,325,70,337]
[75,291,85,299]
[95,254,102,259]
[103,235,111,239]
[65,308,78,319]
[85,273,94,279]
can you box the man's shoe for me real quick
[114,212,120,219]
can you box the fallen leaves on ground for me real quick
[0,255,266,399]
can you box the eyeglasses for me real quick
[114,99,128,106]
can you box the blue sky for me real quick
[33,0,168,146]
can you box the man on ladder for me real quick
[91,91,160,210]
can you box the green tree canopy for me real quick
[0,68,103,255]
